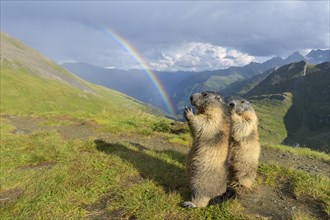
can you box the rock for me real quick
[13,129,30,135]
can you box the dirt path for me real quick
[261,147,330,178]
[238,182,326,220]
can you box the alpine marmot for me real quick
[181,91,230,208]
[228,99,260,189]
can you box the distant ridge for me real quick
[305,49,330,64]
[62,49,329,114]
[170,50,327,112]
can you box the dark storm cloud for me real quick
[1,1,329,69]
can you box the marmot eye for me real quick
[202,93,208,97]
[240,100,245,103]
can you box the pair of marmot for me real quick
[181,91,260,208]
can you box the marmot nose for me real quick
[229,102,235,107]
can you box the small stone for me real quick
[14,129,29,135]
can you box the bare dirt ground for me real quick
[0,188,24,206]
[238,182,326,220]
[2,115,329,219]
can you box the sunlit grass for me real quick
[166,132,191,146]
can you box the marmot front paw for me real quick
[183,107,193,120]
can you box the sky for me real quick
[1,1,329,71]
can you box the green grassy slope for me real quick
[220,68,273,99]
[203,72,245,91]
[2,64,119,114]
[1,32,142,114]
[1,32,171,134]
[251,93,293,145]
[246,61,330,152]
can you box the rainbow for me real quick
[102,28,176,115]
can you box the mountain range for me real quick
[63,49,329,114]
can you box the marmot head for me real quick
[228,99,255,115]
[229,99,258,138]
[190,91,225,112]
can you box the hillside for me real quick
[246,61,330,152]
[220,68,274,99]
[221,50,330,99]
[1,32,170,122]
[1,33,95,94]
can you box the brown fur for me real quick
[182,92,230,208]
[228,99,260,189]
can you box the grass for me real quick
[204,72,245,91]
[251,92,293,144]
[2,116,329,219]
[167,132,192,146]
[291,211,317,220]
[1,65,146,116]
[0,63,174,136]
[0,119,254,219]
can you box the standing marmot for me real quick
[181,91,230,208]
[228,99,260,189]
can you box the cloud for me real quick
[148,42,255,71]
[1,1,329,70]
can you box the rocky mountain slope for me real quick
[306,49,330,64]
